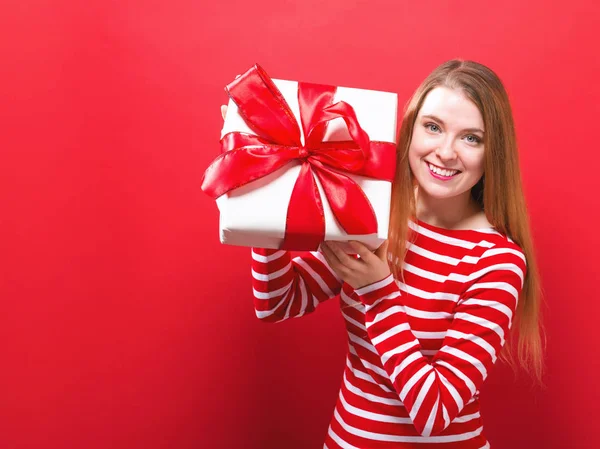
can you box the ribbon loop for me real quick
[226,64,302,147]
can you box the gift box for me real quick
[201,64,398,252]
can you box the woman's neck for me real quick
[414,186,482,230]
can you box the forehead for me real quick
[418,87,483,128]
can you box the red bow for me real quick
[201,64,396,251]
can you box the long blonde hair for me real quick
[386,59,546,387]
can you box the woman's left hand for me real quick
[319,240,391,290]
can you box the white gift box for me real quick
[215,77,398,252]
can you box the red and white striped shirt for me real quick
[251,218,527,449]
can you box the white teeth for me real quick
[428,163,458,177]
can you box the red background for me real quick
[1,1,598,448]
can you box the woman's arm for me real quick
[352,244,527,437]
[251,248,343,322]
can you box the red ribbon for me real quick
[201,64,397,251]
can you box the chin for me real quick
[418,179,471,199]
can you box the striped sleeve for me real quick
[353,245,527,437]
[251,248,343,323]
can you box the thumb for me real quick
[220,104,228,120]
[375,239,389,261]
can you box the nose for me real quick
[435,137,457,161]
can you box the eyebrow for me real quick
[421,114,485,134]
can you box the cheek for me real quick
[409,135,428,159]
[411,131,439,160]
[410,128,426,148]
[462,153,485,173]
[407,144,422,172]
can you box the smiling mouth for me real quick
[425,161,462,173]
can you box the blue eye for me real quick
[425,123,440,132]
[425,122,482,144]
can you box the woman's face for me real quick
[408,86,485,201]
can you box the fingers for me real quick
[319,242,339,267]
[319,240,391,289]
[349,241,376,262]
[320,241,362,273]
[374,239,389,262]
[327,242,363,269]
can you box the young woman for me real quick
[225,59,545,448]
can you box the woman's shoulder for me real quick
[477,225,528,272]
